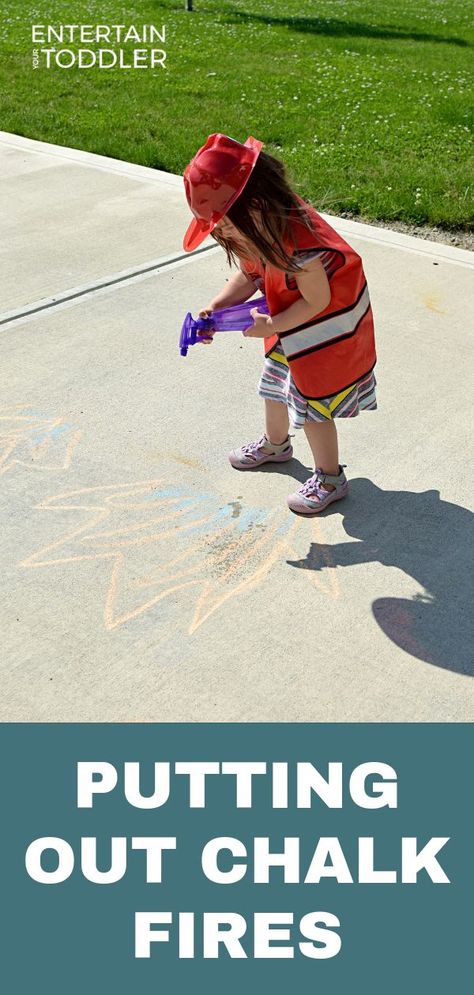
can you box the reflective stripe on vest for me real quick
[279,283,371,360]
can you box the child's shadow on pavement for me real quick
[259,458,313,483]
[287,479,474,676]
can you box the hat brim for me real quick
[183,217,213,252]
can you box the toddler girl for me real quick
[182,133,377,514]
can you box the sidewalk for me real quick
[1,131,473,722]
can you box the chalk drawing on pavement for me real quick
[19,480,339,634]
[0,405,82,478]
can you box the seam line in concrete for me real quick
[0,245,218,329]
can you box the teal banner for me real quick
[1,724,471,991]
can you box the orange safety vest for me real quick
[240,200,376,400]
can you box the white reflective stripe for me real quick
[293,249,333,263]
[293,250,326,264]
[280,285,371,359]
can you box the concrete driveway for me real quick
[1,131,473,721]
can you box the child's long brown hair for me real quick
[211,149,316,273]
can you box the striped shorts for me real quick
[258,344,377,429]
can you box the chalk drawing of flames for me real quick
[0,405,82,477]
[20,480,339,633]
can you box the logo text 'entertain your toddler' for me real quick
[31,24,167,70]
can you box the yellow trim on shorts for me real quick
[307,383,356,419]
[329,382,356,411]
[307,398,332,419]
[268,349,289,366]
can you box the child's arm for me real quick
[200,268,259,314]
[244,258,331,338]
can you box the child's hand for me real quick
[197,306,214,344]
[242,308,273,338]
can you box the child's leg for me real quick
[303,419,339,490]
[286,405,348,515]
[228,400,292,469]
[265,399,290,446]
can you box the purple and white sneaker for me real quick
[229,434,293,470]
[287,465,348,515]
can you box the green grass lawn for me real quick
[1,0,473,229]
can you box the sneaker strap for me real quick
[317,464,347,486]
[262,434,291,453]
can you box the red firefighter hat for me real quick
[182,133,263,251]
